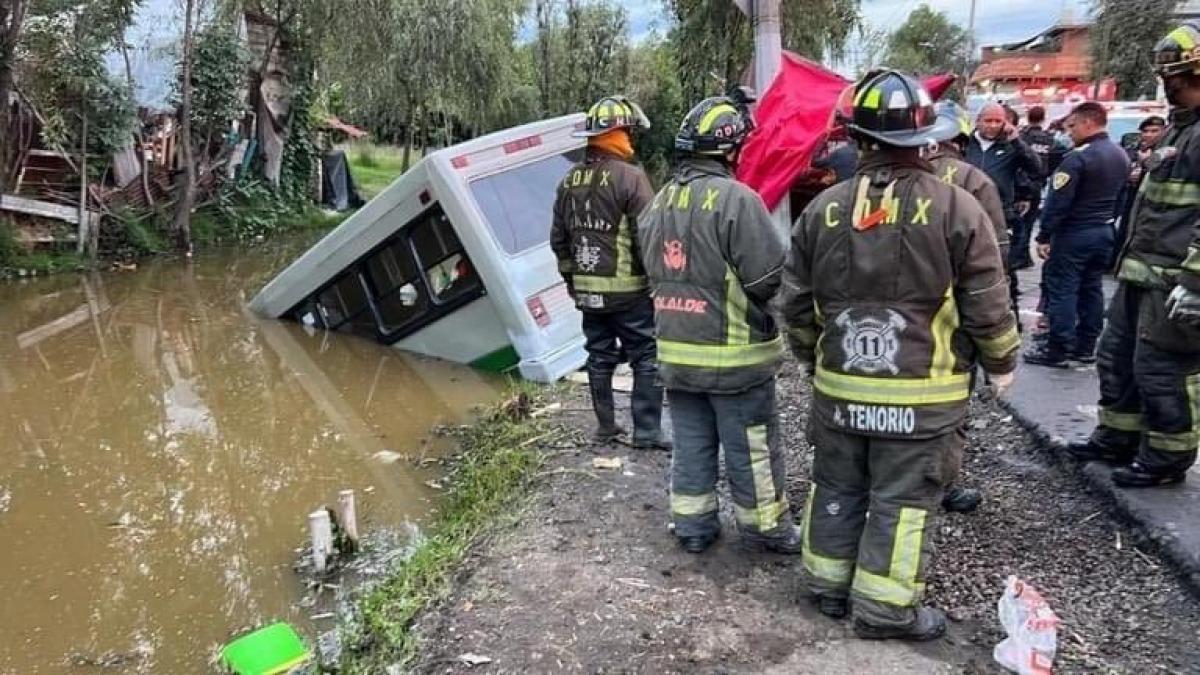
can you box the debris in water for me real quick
[592,457,623,470]
[372,450,403,464]
[457,653,494,667]
[0,486,10,513]
[424,480,444,490]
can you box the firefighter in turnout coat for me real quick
[779,71,1020,639]
[551,96,669,449]
[1068,23,1200,487]
[638,95,801,555]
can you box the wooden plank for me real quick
[1,194,80,225]
[17,304,92,350]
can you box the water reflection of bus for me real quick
[250,115,589,382]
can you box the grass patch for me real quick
[341,384,553,672]
[346,142,420,199]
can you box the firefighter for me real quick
[1068,24,1200,487]
[551,95,669,450]
[922,100,1010,514]
[780,70,1019,639]
[926,101,1009,261]
[1024,102,1130,368]
[638,95,800,555]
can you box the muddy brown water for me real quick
[0,241,500,673]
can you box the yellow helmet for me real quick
[575,96,651,138]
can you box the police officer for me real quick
[1013,106,1061,270]
[780,70,1019,639]
[1116,115,1167,259]
[638,95,800,555]
[1024,103,1130,368]
[551,95,669,450]
[1068,24,1200,487]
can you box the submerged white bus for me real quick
[250,115,590,382]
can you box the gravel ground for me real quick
[410,361,1200,673]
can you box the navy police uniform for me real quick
[1034,132,1131,359]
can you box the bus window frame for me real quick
[288,202,486,344]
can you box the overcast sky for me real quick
[625,1,1095,58]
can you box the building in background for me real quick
[969,22,1116,106]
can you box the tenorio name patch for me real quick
[835,404,916,435]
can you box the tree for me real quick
[530,0,631,117]
[667,0,859,102]
[172,0,197,255]
[882,4,972,80]
[0,0,31,191]
[1090,0,1175,99]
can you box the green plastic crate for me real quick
[220,622,311,675]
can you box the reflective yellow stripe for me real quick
[671,491,718,516]
[658,336,784,369]
[1099,409,1145,432]
[572,274,648,293]
[852,506,927,607]
[1171,26,1197,51]
[1150,373,1200,452]
[1117,258,1177,289]
[733,499,789,530]
[616,215,634,279]
[1141,178,1200,206]
[929,288,959,377]
[725,266,750,346]
[801,488,854,585]
[788,326,818,348]
[743,424,784,531]
[814,368,970,405]
[697,103,738,134]
[1184,246,1200,276]
[975,325,1021,361]
[862,88,882,110]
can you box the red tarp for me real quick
[735,54,850,211]
[736,56,957,210]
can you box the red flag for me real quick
[921,73,957,101]
[736,53,850,211]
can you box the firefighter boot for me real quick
[741,522,803,554]
[854,607,947,641]
[810,595,849,619]
[587,369,625,442]
[630,372,671,450]
[1112,462,1188,488]
[1066,439,1135,464]
[941,486,982,513]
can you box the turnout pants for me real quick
[1091,282,1200,473]
[801,419,954,630]
[668,379,791,538]
[581,297,657,375]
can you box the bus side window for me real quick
[410,212,480,303]
[316,272,375,335]
[365,238,428,333]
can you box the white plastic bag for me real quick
[994,576,1060,675]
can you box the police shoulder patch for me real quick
[1052,171,1071,191]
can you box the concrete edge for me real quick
[998,399,1200,596]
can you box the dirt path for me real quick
[411,364,1200,674]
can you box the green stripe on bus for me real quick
[470,345,521,373]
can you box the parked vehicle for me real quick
[250,115,590,382]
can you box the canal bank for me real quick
[0,240,500,673]
[366,362,1200,674]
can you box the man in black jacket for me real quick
[1013,106,1061,269]
[966,103,1045,318]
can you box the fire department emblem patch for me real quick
[575,235,600,273]
[663,240,687,271]
[836,309,907,375]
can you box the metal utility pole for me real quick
[735,0,790,238]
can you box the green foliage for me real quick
[531,0,631,117]
[0,219,18,266]
[342,387,549,671]
[627,37,687,182]
[668,0,859,102]
[19,1,138,155]
[883,5,971,76]
[347,143,413,198]
[176,25,251,147]
[112,209,165,255]
[202,179,303,243]
[1090,0,1175,99]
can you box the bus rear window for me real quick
[470,149,584,255]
